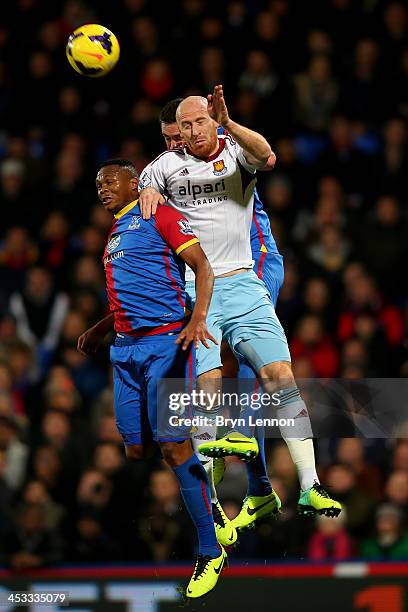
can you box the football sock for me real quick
[245,436,272,497]
[237,361,272,497]
[275,386,319,491]
[173,454,220,558]
[191,413,218,503]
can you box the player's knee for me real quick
[125,444,143,461]
[197,368,222,406]
[198,368,222,381]
[259,360,295,391]
[160,440,192,467]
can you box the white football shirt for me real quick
[139,134,258,279]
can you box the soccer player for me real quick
[159,98,282,536]
[138,85,341,522]
[78,159,227,598]
[147,98,284,532]
[213,125,284,532]
[79,101,238,548]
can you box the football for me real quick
[66,24,120,77]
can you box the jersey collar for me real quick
[114,199,139,219]
[186,137,226,163]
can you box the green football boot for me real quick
[212,500,238,546]
[231,491,282,531]
[298,482,342,517]
[186,546,227,599]
[213,457,226,486]
[198,431,259,462]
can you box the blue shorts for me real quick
[253,252,284,307]
[110,333,195,446]
[186,270,290,376]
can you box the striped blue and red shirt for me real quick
[251,187,279,256]
[103,200,199,335]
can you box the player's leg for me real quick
[145,335,226,598]
[193,367,221,501]
[237,360,271,498]
[186,280,220,490]
[185,280,237,546]
[202,255,284,483]
[256,359,341,516]
[110,340,145,459]
[199,271,341,518]
[197,273,282,528]
[159,439,227,599]
[228,273,341,517]
[237,253,284,498]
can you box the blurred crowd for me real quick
[0,0,408,568]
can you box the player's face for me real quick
[96,166,138,214]
[161,122,183,150]
[177,105,218,158]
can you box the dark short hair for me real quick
[98,159,138,178]
[159,98,184,124]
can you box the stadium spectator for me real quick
[335,439,383,500]
[9,267,69,373]
[3,503,63,569]
[325,463,375,539]
[384,471,408,523]
[392,441,408,471]
[361,503,408,560]
[308,511,353,561]
[138,468,194,561]
[290,314,339,377]
[69,507,121,562]
[292,55,338,132]
[21,480,65,532]
[0,415,28,492]
[0,448,14,538]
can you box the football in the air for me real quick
[66,24,120,77]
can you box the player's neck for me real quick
[114,198,138,217]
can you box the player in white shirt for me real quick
[139,86,341,526]
[139,134,255,279]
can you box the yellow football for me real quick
[66,24,120,78]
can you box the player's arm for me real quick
[176,243,217,350]
[77,313,114,355]
[138,160,166,220]
[208,84,272,167]
[154,206,217,350]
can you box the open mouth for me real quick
[102,196,113,205]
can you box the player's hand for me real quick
[176,318,218,351]
[139,187,165,220]
[208,84,230,128]
[77,326,103,355]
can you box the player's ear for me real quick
[130,177,139,193]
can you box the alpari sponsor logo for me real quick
[107,234,121,253]
[104,250,124,266]
[178,178,227,206]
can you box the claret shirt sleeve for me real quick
[154,204,199,255]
